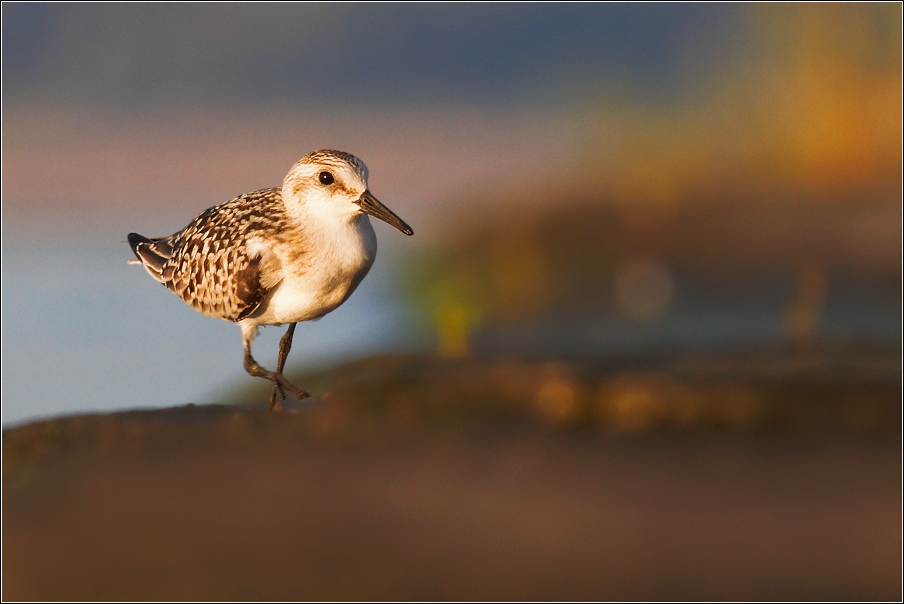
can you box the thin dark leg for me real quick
[269,323,298,410]
[242,326,309,412]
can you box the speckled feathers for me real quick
[129,188,292,321]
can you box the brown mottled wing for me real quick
[156,189,285,322]
[233,254,271,320]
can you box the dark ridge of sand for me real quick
[3,353,901,600]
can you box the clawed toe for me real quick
[268,375,310,411]
[276,374,309,398]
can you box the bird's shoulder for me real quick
[175,188,286,242]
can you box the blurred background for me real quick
[2,4,901,421]
[3,5,902,600]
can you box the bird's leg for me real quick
[242,325,309,412]
[269,322,298,410]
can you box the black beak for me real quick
[356,190,413,236]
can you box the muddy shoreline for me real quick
[4,353,901,600]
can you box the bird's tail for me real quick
[128,232,174,284]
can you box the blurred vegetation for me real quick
[405,199,900,354]
[404,4,901,357]
[568,3,901,207]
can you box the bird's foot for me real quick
[268,374,311,411]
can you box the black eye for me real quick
[319,171,334,185]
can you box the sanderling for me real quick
[128,149,413,410]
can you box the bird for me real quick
[127,149,413,411]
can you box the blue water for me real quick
[1,221,419,426]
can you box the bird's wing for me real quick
[127,233,175,281]
[153,190,286,322]
[234,247,283,321]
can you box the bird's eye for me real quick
[318,171,334,185]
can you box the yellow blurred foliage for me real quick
[425,270,485,357]
[578,3,901,207]
[435,300,479,358]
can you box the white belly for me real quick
[251,215,377,325]
[263,266,368,323]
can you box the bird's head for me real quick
[283,150,413,236]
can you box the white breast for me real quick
[255,215,377,325]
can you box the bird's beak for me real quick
[356,190,413,236]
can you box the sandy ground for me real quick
[3,353,901,600]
